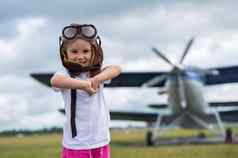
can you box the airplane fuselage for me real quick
[166,68,209,115]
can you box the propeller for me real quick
[177,74,187,109]
[152,47,176,67]
[150,37,195,108]
[142,74,168,87]
[175,38,194,109]
[179,38,194,64]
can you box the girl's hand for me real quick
[83,80,97,95]
[89,77,102,90]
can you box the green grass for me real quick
[0,128,238,158]
[0,134,62,158]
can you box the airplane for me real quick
[30,37,238,146]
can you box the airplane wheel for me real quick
[197,132,206,139]
[146,131,156,146]
[225,128,233,143]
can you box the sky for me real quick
[0,0,238,131]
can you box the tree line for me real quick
[0,127,63,137]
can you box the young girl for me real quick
[50,23,121,158]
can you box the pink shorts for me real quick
[61,144,110,158]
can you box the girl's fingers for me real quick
[88,87,97,95]
[86,78,101,95]
[90,78,100,90]
[84,79,96,95]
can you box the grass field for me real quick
[0,128,238,158]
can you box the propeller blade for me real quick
[177,75,187,109]
[179,38,194,64]
[142,74,167,87]
[152,47,175,67]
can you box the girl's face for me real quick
[66,39,92,67]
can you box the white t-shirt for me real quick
[52,68,110,150]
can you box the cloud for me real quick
[0,17,55,75]
[0,74,64,130]
[0,0,160,23]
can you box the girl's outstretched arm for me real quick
[90,65,121,89]
[50,74,96,94]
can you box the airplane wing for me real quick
[30,72,167,87]
[30,65,238,87]
[30,73,53,87]
[209,101,238,107]
[205,65,238,85]
[104,72,167,87]
[58,108,160,122]
[110,111,159,122]
[209,101,238,122]
[109,102,238,124]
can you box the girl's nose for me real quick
[76,54,85,60]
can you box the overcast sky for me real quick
[0,0,238,131]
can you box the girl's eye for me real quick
[83,49,89,53]
[71,49,78,54]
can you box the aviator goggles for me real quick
[59,24,101,47]
[62,24,97,40]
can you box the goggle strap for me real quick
[96,36,101,46]
[59,36,62,48]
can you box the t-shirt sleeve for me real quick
[51,68,69,92]
[101,66,111,85]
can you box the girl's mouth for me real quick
[79,60,87,64]
[77,60,88,65]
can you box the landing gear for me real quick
[146,131,157,146]
[197,132,206,139]
[146,113,161,146]
[225,128,233,143]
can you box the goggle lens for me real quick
[63,27,77,39]
[81,25,96,38]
